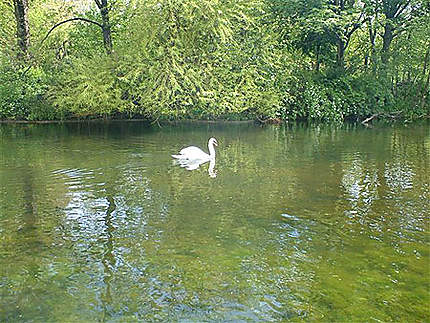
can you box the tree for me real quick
[12,0,30,58]
[41,0,114,54]
[363,0,379,71]
[1,0,429,120]
[94,0,113,54]
[330,0,366,68]
[268,0,366,70]
[380,0,426,65]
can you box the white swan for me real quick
[172,137,218,162]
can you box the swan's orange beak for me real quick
[214,140,218,146]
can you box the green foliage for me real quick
[276,71,398,122]
[278,73,345,122]
[0,0,429,121]
[116,0,279,119]
[0,61,60,120]
[49,55,129,117]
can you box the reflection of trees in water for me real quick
[341,154,380,220]
[235,215,319,320]
[383,129,429,241]
[101,195,115,321]
[21,167,37,231]
[0,153,69,320]
[158,128,325,320]
[1,122,429,321]
[249,124,430,320]
[54,163,172,321]
[276,125,430,321]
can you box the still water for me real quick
[0,121,429,322]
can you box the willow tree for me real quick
[119,0,279,118]
[42,0,113,54]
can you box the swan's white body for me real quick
[172,138,218,162]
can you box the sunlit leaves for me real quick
[49,56,130,116]
[116,0,281,118]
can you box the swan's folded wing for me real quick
[179,146,203,155]
[172,154,185,159]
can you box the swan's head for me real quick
[209,137,218,147]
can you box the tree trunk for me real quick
[381,22,394,65]
[316,44,320,72]
[100,0,113,54]
[368,20,377,73]
[13,0,30,58]
[424,69,430,113]
[421,45,430,112]
[336,39,345,68]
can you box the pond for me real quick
[0,121,429,322]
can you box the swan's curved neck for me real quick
[208,141,216,158]
[208,158,216,178]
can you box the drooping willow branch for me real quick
[40,17,103,45]
[20,17,104,77]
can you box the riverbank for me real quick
[1,113,428,125]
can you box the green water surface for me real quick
[0,121,429,322]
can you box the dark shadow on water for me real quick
[101,195,116,322]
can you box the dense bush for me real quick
[0,62,61,121]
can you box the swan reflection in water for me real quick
[172,138,218,178]
[173,158,217,178]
